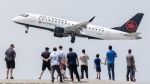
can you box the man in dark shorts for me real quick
[126,49,136,81]
[39,47,51,79]
[67,48,80,83]
[5,44,16,79]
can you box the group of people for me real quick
[4,44,137,83]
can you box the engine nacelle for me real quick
[53,27,65,38]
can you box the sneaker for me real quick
[38,77,41,79]
[70,81,74,83]
[63,77,65,81]
[6,77,8,79]
[10,76,14,79]
[64,77,68,79]
[52,80,54,83]
[99,77,101,80]
[60,80,63,83]
[135,79,136,82]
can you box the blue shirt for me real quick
[106,50,117,63]
[94,58,101,67]
[67,52,77,65]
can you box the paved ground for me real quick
[0,79,146,84]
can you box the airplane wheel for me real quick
[71,40,75,43]
[71,36,75,43]
[72,36,75,40]
[25,30,28,33]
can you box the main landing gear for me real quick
[25,25,29,33]
[71,36,75,43]
[70,33,76,43]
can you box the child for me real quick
[133,64,137,82]
[94,54,104,80]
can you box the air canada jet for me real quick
[12,13,144,43]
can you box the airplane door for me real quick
[31,14,35,22]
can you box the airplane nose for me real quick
[12,17,18,22]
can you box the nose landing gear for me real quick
[25,25,29,33]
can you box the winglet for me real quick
[89,16,95,22]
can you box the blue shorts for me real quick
[132,71,135,76]
[96,66,101,72]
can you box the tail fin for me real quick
[113,13,144,33]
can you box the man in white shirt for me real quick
[79,49,89,79]
[49,47,63,83]
[57,45,68,79]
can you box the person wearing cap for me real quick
[39,47,51,79]
[104,45,117,81]
[126,49,136,81]
[5,44,16,79]
[57,45,68,79]
[49,47,63,83]
[79,49,89,79]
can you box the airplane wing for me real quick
[65,16,95,33]
[124,32,141,37]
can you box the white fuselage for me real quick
[12,13,138,40]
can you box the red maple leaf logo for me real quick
[126,21,137,32]
[127,23,135,29]
[38,21,42,24]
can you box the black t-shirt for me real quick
[67,52,77,65]
[41,51,50,63]
[5,48,16,58]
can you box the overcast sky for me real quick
[0,0,149,83]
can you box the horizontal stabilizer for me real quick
[124,32,141,37]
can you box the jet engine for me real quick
[53,27,65,37]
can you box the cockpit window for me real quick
[20,14,29,17]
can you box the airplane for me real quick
[12,13,144,43]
